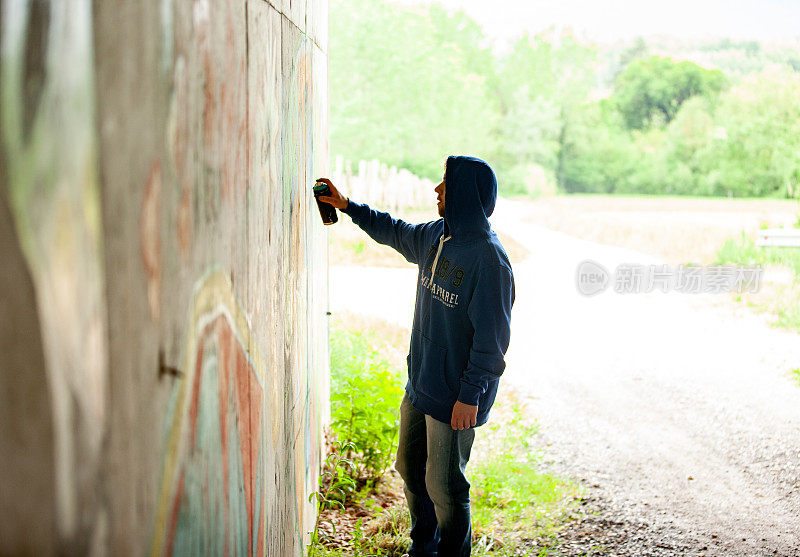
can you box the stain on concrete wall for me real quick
[0,0,329,554]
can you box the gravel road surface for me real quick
[330,198,800,556]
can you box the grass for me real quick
[308,315,585,557]
[468,389,585,556]
[714,232,800,334]
[715,232,800,276]
[777,306,800,331]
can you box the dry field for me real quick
[514,194,799,265]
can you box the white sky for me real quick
[392,0,800,45]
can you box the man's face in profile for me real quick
[435,171,446,218]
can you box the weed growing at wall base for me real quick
[309,439,358,546]
[328,321,406,481]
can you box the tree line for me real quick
[330,0,800,198]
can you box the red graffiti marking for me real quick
[177,185,192,260]
[141,161,162,322]
[197,0,247,204]
[163,311,265,556]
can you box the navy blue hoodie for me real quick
[341,156,515,428]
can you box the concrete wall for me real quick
[0,0,329,554]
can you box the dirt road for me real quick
[330,198,800,556]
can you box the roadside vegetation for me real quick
[307,313,589,556]
[714,231,800,334]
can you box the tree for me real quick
[329,0,498,180]
[701,68,800,197]
[559,100,638,194]
[613,55,727,130]
[492,29,598,192]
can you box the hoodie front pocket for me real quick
[412,331,455,401]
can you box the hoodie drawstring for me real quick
[431,233,452,277]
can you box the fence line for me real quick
[331,155,435,212]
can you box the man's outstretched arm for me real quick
[316,178,433,265]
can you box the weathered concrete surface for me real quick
[0,165,57,556]
[0,0,329,554]
[1,1,107,553]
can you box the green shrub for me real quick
[310,440,359,512]
[345,240,366,255]
[329,323,405,481]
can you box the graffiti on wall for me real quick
[141,161,163,323]
[151,269,268,556]
[1,0,329,552]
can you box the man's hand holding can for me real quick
[315,178,349,211]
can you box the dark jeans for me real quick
[394,392,476,557]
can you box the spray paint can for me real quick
[313,181,338,225]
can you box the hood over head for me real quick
[443,155,497,241]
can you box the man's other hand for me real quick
[316,178,349,210]
[451,400,478,430]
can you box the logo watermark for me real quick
[575,260,610,296]
[575,260,763,296]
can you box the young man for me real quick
[317,155,515,556]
